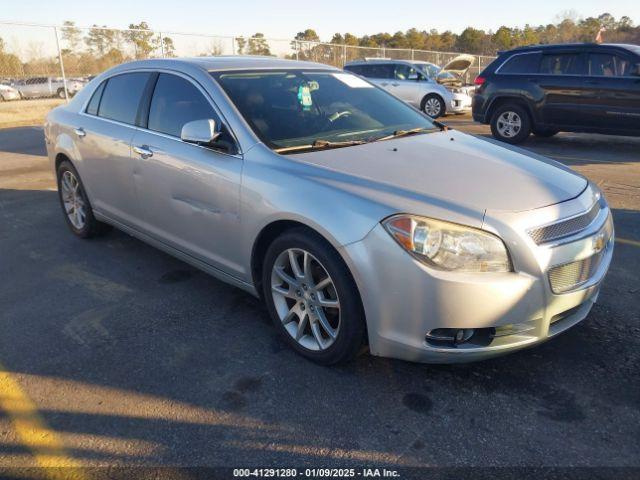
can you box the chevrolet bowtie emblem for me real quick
[593,232,606,253]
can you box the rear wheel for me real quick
[56,160,110,238]
[57,88,66,99]
[422,94,445,118]
[490,104,531,144]
[262,229,366,365]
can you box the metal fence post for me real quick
[295,40,299,60]
[343,44,347,67]
[53,26,69,102]
[159,31,165,57]
[231,36,236,55]
[411,49,414,61]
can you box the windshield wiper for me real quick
[274,139,367,154]
[374,126,441,143]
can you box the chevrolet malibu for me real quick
[45,57,614,365]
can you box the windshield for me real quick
[414,63,440,79]
[212,70,436,152]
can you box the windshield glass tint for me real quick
[212,70,435,149]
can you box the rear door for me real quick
[75,71,153,226]
[586,49,640,131]
[536,51,593,127]
[130,72,243,274]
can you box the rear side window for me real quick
[356,64,394,79]
[344,65,364,75]
[498,53,540,74]
[589,53,632,76]
[148,73,219,137]
[98,72,151,125]
[539,53,587,75]
[85,81,105,116]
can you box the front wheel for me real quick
[262,229,366,365]
[57,88,66,99]
[422,94,445,118]
[490,104,531,144]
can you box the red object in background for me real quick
[474,76,485,86]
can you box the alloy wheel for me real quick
[424,97,442,117]
[270,248,341,351]
[496,111,522,138]
[60,170,86,230]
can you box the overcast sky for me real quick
[4,0,639,39]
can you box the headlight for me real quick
[383,215,512,272]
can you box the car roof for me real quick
[116,56,340,72]
[501,43,640,55]
[345,59,416,66]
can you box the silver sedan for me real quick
[44,57,613,364]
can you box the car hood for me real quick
[440,54,475,76]
[290,130,587,220]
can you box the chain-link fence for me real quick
[0,22,496,102]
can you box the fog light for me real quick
[426,328,475,346]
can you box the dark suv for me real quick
[472,43,640,143]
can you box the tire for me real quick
[57,88,66,99]
[532,127,559,138]
[262,228,366,365]
[56,160,110,238]
[421,94,445,118]
[490,103,532,144]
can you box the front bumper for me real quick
[448,92,472,114]
[341,186,613,363]
[1,90,20,100]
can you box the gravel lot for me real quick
[0,116,638,475]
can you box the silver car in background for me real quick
[17,76,85,99]
[45,57,613,365]
[344,56,476,117]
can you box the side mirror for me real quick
[181,119,221,146]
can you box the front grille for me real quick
[548,249,606,294]
[529,200,601,245]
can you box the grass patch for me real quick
[0,98,65,129]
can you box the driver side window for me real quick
[394,64,419,81]
[148,73,235,152]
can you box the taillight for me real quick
[474,76,485,86]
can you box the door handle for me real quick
[380,82,389,86]
[391,82,400,86]
[133,145,153,159]
[74,127,86,137]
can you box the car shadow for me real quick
[1,187,639,468]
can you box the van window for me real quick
[98,72,151,125]
[394,64,420,80]
[498,53,540,74]
[539,53,587,75]
[355,64,394,79]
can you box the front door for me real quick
[392,64,422,107]
[130,72,243,275]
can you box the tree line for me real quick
[0,12,638,79]
[302,12,638,55]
